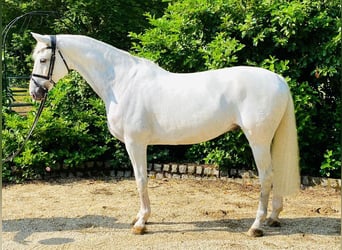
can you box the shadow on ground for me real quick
[3,215,340,244]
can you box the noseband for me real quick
[31,35,70,92]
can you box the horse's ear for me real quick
[31,32,50,44]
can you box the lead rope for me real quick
[2,92,48,163]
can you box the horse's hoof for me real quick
[247,228,264,237]
[132,226,146,235]
[266,218,281,227]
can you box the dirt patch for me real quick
[2,178,341,249]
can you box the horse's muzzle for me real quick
[30,78,48,101]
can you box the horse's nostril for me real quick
[31,92,38,100]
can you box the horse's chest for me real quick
[106,104,126,141]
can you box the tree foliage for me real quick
[2,0,167,182]
[2,73,130,182]
[2,0,341,181]
[130,0,341,177]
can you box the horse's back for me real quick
[127,66,289,145]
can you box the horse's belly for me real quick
[150,126,235,145]
[148,113,237,145]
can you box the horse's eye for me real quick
[40,58,47,63]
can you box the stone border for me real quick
[147,163,222,180]
[301,175,341,189]
[146,163,341,189]
[41,162,341,190]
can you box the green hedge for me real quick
[2,73,175,182]
[2,73,124,182]
[130,0,341,177]
[2,0,340,182]
[2,0,168,182]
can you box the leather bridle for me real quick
[31,35,70,92]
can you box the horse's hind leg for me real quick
[267,195,283,227]
[125,141,151,234]
[247,143,273,237]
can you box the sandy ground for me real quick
[2,178,341,249]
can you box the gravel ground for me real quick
[2,178,341,249]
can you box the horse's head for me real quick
[30,33,70,100]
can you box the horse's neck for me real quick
[58,35,155,103]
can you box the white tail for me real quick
[271,90,300,196]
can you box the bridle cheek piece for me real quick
[31,35,70,93]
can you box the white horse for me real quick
[29,33,300,237]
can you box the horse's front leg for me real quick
[125,141,150,234]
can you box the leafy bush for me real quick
[186,130,254,171]
[2,0,340,181]
[130,0,341,177]
[2,72,175,182]
[2,0,168,182]
[2,73,129,182]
